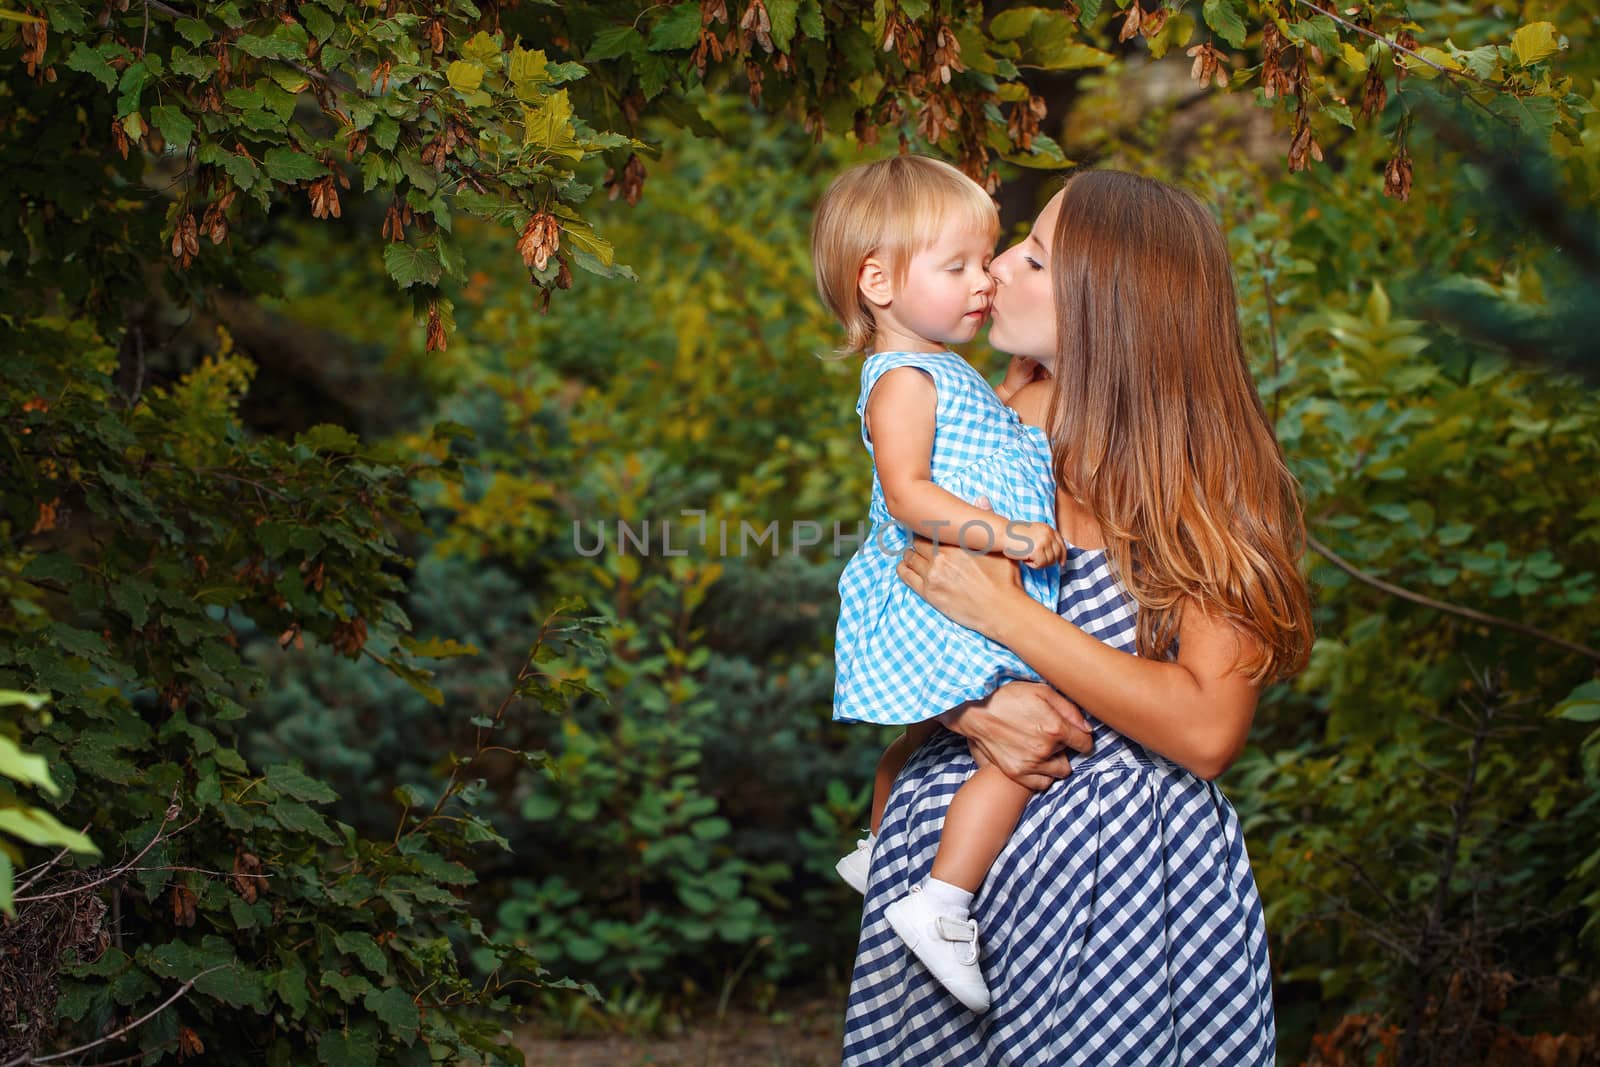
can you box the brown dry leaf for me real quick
[31,497,60,534]
[1395,31,1419,81]
[331,615,368,657]
[231,851,263,903]
[744,58,764,104]
[170,884,197,927]
[1360,64,1388,119]
[1140,7,1169,38]
[426,302,448,352]
[178,1027,205,1061]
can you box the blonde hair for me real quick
[1041,170,1313,683]
[811,155,998,354]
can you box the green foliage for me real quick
[4,0,1583,357]
[0,327,591,1061]
[234,111,888,1009]
[0,689,99,915]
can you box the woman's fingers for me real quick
[1036,689,1093,752]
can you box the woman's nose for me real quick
[989,247,1014,285]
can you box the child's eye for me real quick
[947,262,965,272]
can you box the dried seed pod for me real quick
[1120,4,1144,42]
[1383,150,1413,200]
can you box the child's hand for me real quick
[1003,522,1065,568]
[997,356,1049,402]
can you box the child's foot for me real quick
[835,835,874,894]
[884,884,991,1013]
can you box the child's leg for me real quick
[928,764,1033,893]
[870,720,941,833]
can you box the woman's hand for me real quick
[897,528,1029,637]
[939,682,1093,791]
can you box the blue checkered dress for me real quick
[833,350,1060,726]
[841,547,1277,1065]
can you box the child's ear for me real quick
[857,257,894,309]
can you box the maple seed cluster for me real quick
[518,212,561,272]
[170,213,201,269]
[1120,3,1171,43]
[1186,42,1231,89]
[605,153,648,205]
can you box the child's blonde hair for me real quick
[811,155,999,354]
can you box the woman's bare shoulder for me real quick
[1005,380,1053,429]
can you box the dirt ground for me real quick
[516,1000,845,1067]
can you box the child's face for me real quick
[878,223,997,349]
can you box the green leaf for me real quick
[398,636,480,659]
[768,0,799,50]
[1201,0,1246,49]
[150,105,196,147]
[235,30,303,59]
[383,243,443,289]
[1510,21,1559,65]
[335,931,389,976]
[175,17,213,45]
[318,1020,379,1067]
[363,986,420,1041]
[65,42,118,89]
[262,147,328,182]
[0,805,99,854]
[586,25,643,62]
[1554,681,1600,723]
[648,3,702,51]
[271,798,341,844]
[296,423,361,453]
[266,763,339,804]
[0,735,60,795]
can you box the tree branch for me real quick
[0,965,228,1067]
[1307,534,1600,663]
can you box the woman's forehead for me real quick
[1031,190,1065,247]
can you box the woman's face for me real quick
[986,189,1063,363]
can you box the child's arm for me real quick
[866,368,1062,566]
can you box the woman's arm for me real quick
[898,542,1261,780]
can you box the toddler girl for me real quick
[812,155,1063,1013]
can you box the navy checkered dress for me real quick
[841,548,1276,1065]
[833,350,1060,726]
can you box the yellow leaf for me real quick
[447,60,484,93]
[1511,21,1559,66]
[1340,41,1368,73]
[509,44,549,91]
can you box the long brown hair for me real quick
[1043,169,1312,682]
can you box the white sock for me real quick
[920,876,974,919]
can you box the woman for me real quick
[839,169,1313,1065]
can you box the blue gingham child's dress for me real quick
[832,350,1060,726]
